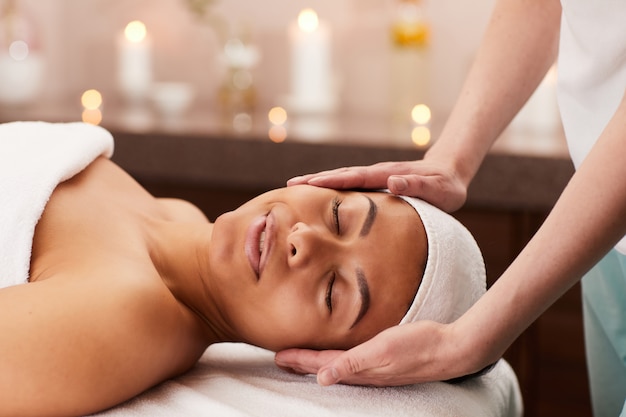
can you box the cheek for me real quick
[239,289,326,350]
[210,214,248,280]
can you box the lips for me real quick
[245,212,273,279]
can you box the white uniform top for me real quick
[557,0,626,254]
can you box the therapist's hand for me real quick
[286,160,468,213]
[275,320,483,387]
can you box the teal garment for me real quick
[582,249,626,417]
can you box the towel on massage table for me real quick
[94,343,522,417]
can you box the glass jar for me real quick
[0,0,44,105]
[389,0,431,123]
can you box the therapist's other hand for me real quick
[286,160,467,213]
[275,321,480,387]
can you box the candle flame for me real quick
[124,20,147,43]
[298,9,319,33]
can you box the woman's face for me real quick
[209,185,427,352]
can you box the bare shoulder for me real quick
[158,198,209,223]
[0,270,205,416]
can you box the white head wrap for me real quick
[396,195,486,324]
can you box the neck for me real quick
[148,220,239,345]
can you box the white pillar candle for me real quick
[0,43,44,104]
[117,20,152,103]
[511,65,560,133]
[287,9,335,114]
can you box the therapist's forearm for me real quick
[426,0,562,188]
[451,90,626,370]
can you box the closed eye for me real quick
[325,273,336,313]
[332,196,342,234]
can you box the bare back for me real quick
[0,157,210,416]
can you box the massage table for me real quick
[93,343,522,417]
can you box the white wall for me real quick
[17,0,495,117]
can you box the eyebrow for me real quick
[350,268,370,329]
[359,196,378,237]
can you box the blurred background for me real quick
[0,0,495,121]
[0,1,589,416]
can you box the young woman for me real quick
[1,121,498,416]
[0,135,428,416]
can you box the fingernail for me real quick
[307,177,321,184]
[318,368,339,386]
[287,176,302,185]
[389,176,408,192]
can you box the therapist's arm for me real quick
[277,88,626,386]
[287,0,561,212]
[436,87,626,380]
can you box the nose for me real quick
[287,222,334,269]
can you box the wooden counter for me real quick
[1,103,588,416]
[1,102,573,210]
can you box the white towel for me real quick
[0,121,113,288]
[94,343,523,417]
[396,195,486,325]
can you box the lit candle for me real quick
[287,9,335,114]
[117,20,152,103]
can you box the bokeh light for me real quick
[268,106,288,125]
[81,89,103,110]
[8,40,29,61]
[411,126,431,147]
[411,104,431,125]
[269,125,287,143]
[82,109,103,126]
[233,112,252,132]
